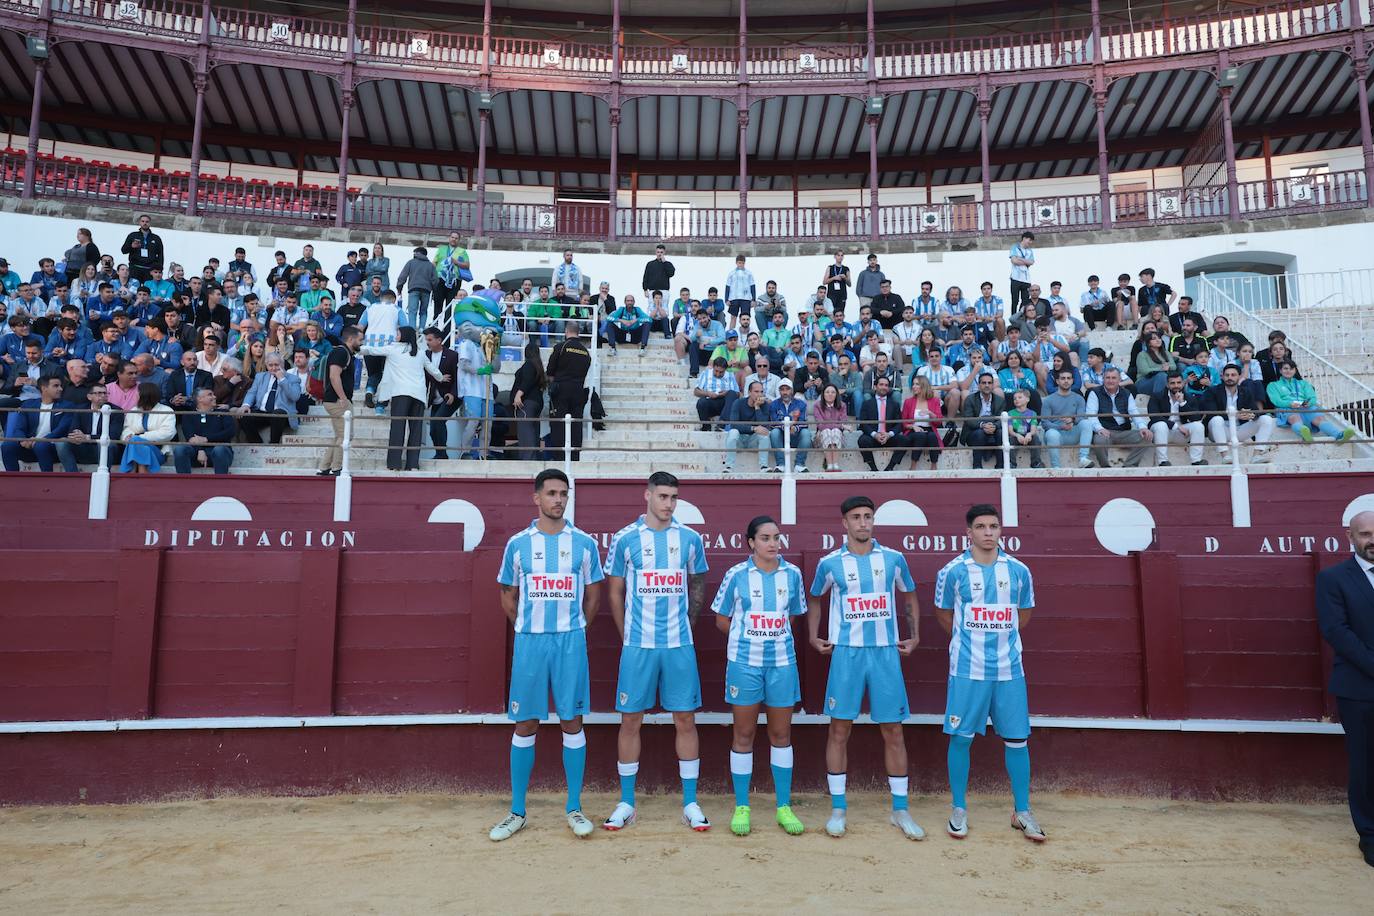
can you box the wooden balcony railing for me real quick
[2,151,1366,242]
[5,0,1355,87]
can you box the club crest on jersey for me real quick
[619,692,629,706]
[997,578,1009,591]
[729,685,739,699]
[510,701,520,715]
[668,545,679,557]
[948,714,960,727]
[560,549,571,560]
[828,696,836,710]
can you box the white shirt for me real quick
[197,351,226,375]
[35,401,54,439]
[361,341,444,403]
[456,338,486,399]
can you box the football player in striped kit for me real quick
[602,472,712,832]
[489,469,605,842]
[713,515,808,837]
[933,503,1045,842]
[807,495,925,841]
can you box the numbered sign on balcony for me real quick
[1034,203,1058,225]
[114,0,141,22]
[1290,181,1315,203]
[535,210,557,231]
[918,210,942,231]
[409,35,431,57]
[542,46,563,67]
[269,21,292,43]
[670,52,690,72]
[1156,193,1182,217]
[797,52,818,72]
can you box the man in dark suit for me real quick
[958,370,1007,469]
[54,381,124,471]
[1317,510,1374,867]
[1199,363,1276,460]
[422,327,460,459]
[163,350,213,410]
[173,388,236,475]
[1,376,73,471]
[857,374,911,472]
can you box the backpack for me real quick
[308,343,338,400]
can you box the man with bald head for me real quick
[1317,510,1374,867]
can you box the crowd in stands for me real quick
[0,223,1356,475]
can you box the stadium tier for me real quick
[3,3,1374,838]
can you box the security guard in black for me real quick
[546,325,592,459]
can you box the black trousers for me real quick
[364,354,386,394]
[906,428,942,466]
[513,394,544,460]
[387,395,425,470]
[858,431,914,470]
[965,424,1004,468]
[548,382,588,460]
[1010,279,1030,312]
[428,398,460,456]
[1338,696,1374,845]
[240,410,291,444]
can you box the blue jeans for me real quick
[724,429,769,470]
[1043,420,1092,467]
[173,444,233,474]
[1138,372,1169,398]
[769,427,813,468]
[405,289,432,329]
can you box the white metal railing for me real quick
[1201,268,1374,358]
[1196,273,1374,427]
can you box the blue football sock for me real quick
[730,750,752,807]
[770,745,794,808]
[827,772,847,810]
[1005,740,1031,811]
[562,730,587,813]
[509,733,536,818]
[948,734,973,810]
[889,775,910,811]
[617,760,638,807]
[680,758,700,806]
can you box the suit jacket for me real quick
[1147,390,1205,427]
[163,367,214,405]
[3,402,75,441]
[958,391,1007,434]
[423,346,459,403]
[3,357,63,397]
[179,409,237,444]
[72,405,125,441]
[858,394,904,437]
[1316,557,1374,701]
[241,371,304,429]
[1197,384,1266,423]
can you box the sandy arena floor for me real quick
[0,791,1368,914]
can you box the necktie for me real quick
[264,378,278,413]
[92,414,102,439]
[185,375,194,398]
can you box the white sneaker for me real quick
[567,810,595,838]
[890,809,926,840]
[825,808,847,838]
[1078,457,1094,469]
[603,802,636,831]
[489,812,527,842]
[1252,445,1273,464]
[1217,445,1231,460]
[794,463,808,473]
[1011,809,1047,843]
[947,806,968,839]
[681,802,711,832]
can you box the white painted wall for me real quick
[6,207,1372,323]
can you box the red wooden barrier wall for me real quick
[0,547,1335,725]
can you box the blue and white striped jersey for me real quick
[809,541,915,647]
[712,558,805,667]
[933,549,1035,681]
[606,516,708,648]
[497,521,605,634]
